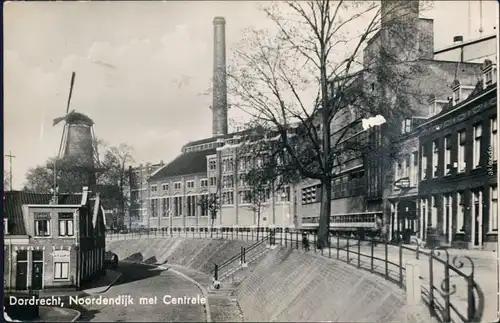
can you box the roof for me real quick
[149,148,217,180]
[4,191,83,235]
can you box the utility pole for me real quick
[5,150,15,191]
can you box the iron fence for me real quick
[105,227,482,322]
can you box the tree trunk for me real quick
[317,177,332,249]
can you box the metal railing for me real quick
[106,227,482,322]
[210,234,271,288]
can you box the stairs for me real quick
[219,246,270,281]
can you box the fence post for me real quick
[429,251,435,317]
[337,234,340,260]
[399,244,403,287]
[357,235,361,268]
[467,274,475,321]
[443,255,451,323]
[240,246,244,264]
[243,247,246,264]
[285,230,288,247]
[328,233,331,258]
[347,235,350,263]
[370,240,374,272]
[384,240,388,279]
[214,263,218,281]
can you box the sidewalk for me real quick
[38,269,121,297]
[309,240,497,323]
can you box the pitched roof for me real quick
[149,148,217,180]
[4,191,82,235]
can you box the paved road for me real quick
[77,262,207,322]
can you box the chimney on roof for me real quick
[212,16,228,137]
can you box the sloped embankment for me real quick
[236,248,433,323]
[107,237,257,275]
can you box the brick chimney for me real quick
[212,16,228,137]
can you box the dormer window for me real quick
[452,79,461,105]
[482,59,495,87]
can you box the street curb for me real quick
[165,266,212,323]
[68,308,82,322]
[85,270,122,295]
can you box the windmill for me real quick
[52,72,102,192]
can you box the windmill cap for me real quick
[66,112,94,126]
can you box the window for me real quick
[209,160,217,171]
[420,198,427,229]
[200,195,209,216]
[411,151,418,186]
[200,179,208,188]
[58,220,74,236]
[239,190,251,204]
[473,124,482,168]
[54,262,69,280]
[187,181,194,189]
[280,186,291,202]
[151,185,158,192]
[458,130,466,172]
[443,195,452,235]
[238,174,247,187]
[4,218,8,234]
[432,140,439,177]
[223,175,234,188]
[34,220,50,237]
[491,117,498,162]
[421,146,427,180]
[456,192,465,232]
[302,185,317,204]
[485,70,493,85]
[491,186,498,232]
[222,192,234,205]
[162,183,169,191]
[174,197,182,217]
[430,196,438,228]
[151,199,158,217]
[396,162,403,181]
[444,135,451,175]
[162,198,169,217]
[174,182,181,190]
[209,177,217,186]
[401,119,411,134]
[186,196,196,216]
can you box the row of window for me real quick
[422,117,497,179]
[419,186,498,233]
[150,187,291,217]
[301,171,365,204]
[32,212,81,237]
[152,179,208,192]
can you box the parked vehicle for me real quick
[104,251,118,269]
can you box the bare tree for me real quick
[99,143,135,229]
[228,0,431,248]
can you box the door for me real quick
[31,262,43,290]
[15,262,27,290]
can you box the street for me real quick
[77,262,207,322]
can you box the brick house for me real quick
[418,59,497,249]
[3,187,106,291]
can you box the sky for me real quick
[4,0,499,190]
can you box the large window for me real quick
[186,196,196,216]
[161,198,169,217]
[456,192,465,232]
[187,181,194,189]
[200,195,209,216]
[209,160,217,171]
[491,117,498,162]
[444,135,451,175]
[473,123,482,168]
[58,220,74,237]
[34,219,50,237]
[458,130,466,172]
[174,197,182,217]
[200,179,208,188]
[491,186,498,232]
[222,192,234,205]
[151,199,158,218]
[54,262,69,280]
[432,140,439,178]
[421,145,427,180]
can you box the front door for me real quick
[15,262,27,290]
[31,262,43,290]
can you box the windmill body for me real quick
[53,72,102,193]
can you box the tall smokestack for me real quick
[212,16,228,137]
